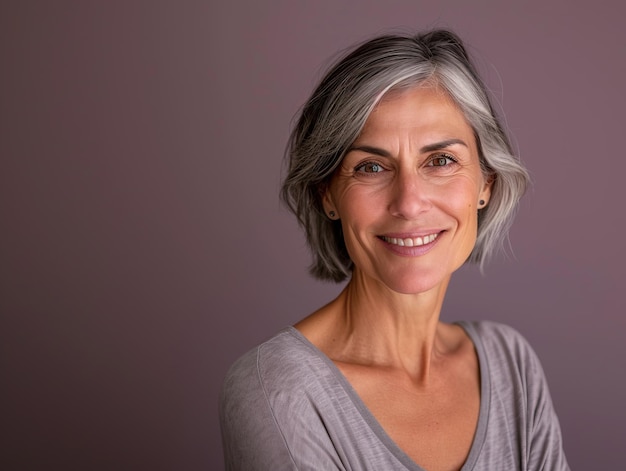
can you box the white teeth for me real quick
[382,233,439,247]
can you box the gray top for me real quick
[220,321,569,470]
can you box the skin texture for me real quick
[295,86,492,471]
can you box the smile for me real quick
[381,233,439,247]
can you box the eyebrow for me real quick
[420,138,468,153]
[347,138,468,156]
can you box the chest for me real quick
[337,366,480,471]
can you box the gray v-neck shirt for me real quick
[220,321,569,470]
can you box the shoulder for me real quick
[459,320,554,399]
[221,327,328,400]
[219,328,324,470]
[460,320,541,367]
[219,328,349,469]
[459,323,570,469]
[220,327,338,432]
[461,319,529,344]
[460,320,559,424]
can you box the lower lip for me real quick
[378,233,442,256]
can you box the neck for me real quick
[297,269,454,383]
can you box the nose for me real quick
[388,171,432,219]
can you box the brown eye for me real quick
[355,162,384,173]
[428,154,457,167]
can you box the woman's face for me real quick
[323,86,492,294]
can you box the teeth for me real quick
[382,233,439,247]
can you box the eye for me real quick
[427,153,457,167]
[355,161,385,174]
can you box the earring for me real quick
[329,211,336,218]
[479,199,485,207]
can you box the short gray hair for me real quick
[281,29,529,282]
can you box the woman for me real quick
[220,30,569,470]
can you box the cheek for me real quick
[439,180,481,226]
[440,183,481,264]
[334,185,385,219]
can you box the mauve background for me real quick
[1,0,624,469]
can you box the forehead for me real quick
[359,85,472,140]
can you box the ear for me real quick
[320,185,339,219]
[478,175,493,208]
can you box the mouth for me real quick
[380,233,440,247]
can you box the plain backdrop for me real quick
[1,1,625,469]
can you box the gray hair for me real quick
[281,29,529,282]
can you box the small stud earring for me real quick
[329,211,336,218]
[479,199,485,207]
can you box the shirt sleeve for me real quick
[219,348,298,471]
[480,321,570,471]
[520,333,570,471]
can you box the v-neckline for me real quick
[287,321,490,471]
